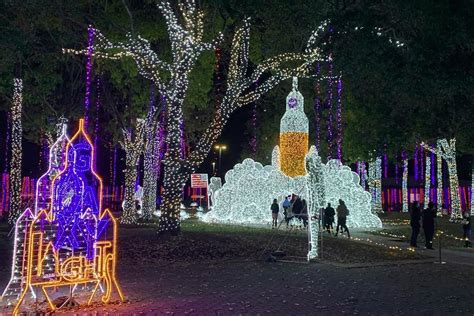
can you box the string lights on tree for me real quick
[402,151,408,213]
[120,119,146,224]
[8,79,23,224]
[424,148,431,206]
[368,155,382,212]
[65,1,329,233]
[142,89,161,220]
[437,151,443,211]
[422,139,461,220]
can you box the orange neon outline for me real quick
[10,119,124,315]
[12,209,124,314]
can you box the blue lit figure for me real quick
[51,119,103,260]
[34,124,71,215]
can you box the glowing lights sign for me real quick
[2,119,124,314]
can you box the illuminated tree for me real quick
[8,79,23,224]
[422,138,461,220]
[142,104,161,220]
[120,119,146,224]
[66,0,327,233]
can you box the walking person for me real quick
[283,196,291,227]
[271,199,280,229]
[324,203,335,234]
[462,212,472,248]
[335,199,350,238]
[409,201,421,247]
[422,202,436,249]
[301,199,308,227]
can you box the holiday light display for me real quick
[422,139,461,219]
[471,167,474,216]
[208,177,222,208]
[437,153,442,210]
[84,26,94,127]
[2,119,124,314]
[121,119,146,224]
[336,75,343,160]
[326,55,334,160]
[368,156,382,212]
[34,123,70,214]
[306,146,325,260]
[271,145,280,169]
[203,155,381,229]
[204,77,380,231]
[142,93,160,220]
[424,148,431,206]
[64,0,329,233]
[8,79,23,224]
[277,77,309,177]
[402,152,408,212]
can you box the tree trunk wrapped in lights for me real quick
[368,156,382,213]
[120,119,146,224]
[65,1,328,233]
[402,153,408,213]
[8,79,23,224]
[142,105,160,220]
[424,150,431,207]
[471,165,474,216]
[422,138,461,220]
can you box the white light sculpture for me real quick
[305,146,325,260]
[203,157,382,229]
[208,177,222,208]
[35,123,70,214]
[271,146,280,169]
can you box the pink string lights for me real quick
[336,75,343,161]
[313,62,321,151]
[326,54,334,160]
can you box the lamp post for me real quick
[212,162,216,176]
[215,144,227,176]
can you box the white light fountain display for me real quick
[202,78,381,229]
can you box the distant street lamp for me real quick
[212,161,216,176]
[215,144,227,176]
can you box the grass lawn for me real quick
[0,218,425,285]
[372,212,470,249]
[116,219,424,266]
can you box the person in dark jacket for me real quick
[422,202,436,249]
[293,197,303,217]
[271,199,280,228]
[462,212,471,248]
[324,203,335,233]
[409,201,421,247]
[301,199,308,227]
[335,199,350,238]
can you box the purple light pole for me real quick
[84,26,95,129]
